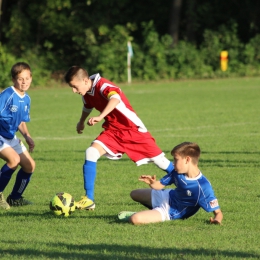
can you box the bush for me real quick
[2,21,260,85]
[0,44,16,88]
[0,46,52,88]
[201,22,244,75]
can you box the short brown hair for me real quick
[171,142,200,164]
[64,66,89,83]
[11,62,31,79]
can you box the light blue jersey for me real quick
[0,86,31,139]
[160,168,220,220]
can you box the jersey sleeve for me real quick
[101,84,121,100]
[21,95,31,122]
[0,89,9,110]
[160,169,178,186]
[200,198,220,212]
[198,185,220,212]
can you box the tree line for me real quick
[0,0,260,87]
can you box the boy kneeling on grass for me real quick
[118,142,223,225]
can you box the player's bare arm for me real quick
[77,111,90,134]
[210,209,223,225]
[139,175,165,190]
[88,97,120,126]
[18,122,35,153]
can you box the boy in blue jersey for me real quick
[118,142,223,225]
[0,62,36,210]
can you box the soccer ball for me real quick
[49,192,76,217]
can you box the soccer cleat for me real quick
[118,211,136,222]
[6,195,33,207]
[75,196,95,210]
[0,192,10,210]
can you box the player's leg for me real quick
[5,138,35,206]
[119,189,171,224]
[0,147,20,191]
[7,150,35,205]
[124,131,174,174]
[0,146,20,210]
[118,189,152,221]
[130,209,163,225]
[77,142,106,210]
[130,189,153,209]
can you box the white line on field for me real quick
[33,132,259,141]
[34,136,93,140]
[29,122,259,141]
[150,122,259,132]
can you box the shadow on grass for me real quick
[0,240,259,260]
[0,210,128,222]
[1,212,259,259]
[203,151,260,155]
[34,154,134,163]
[199,158,260,167]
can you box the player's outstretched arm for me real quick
[210,209,223,225]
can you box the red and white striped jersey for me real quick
[82,73,147,132]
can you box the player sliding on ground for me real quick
[118,142,223,225]
[64,66,174,210]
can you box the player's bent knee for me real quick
[21,157,36,173]
[86,147,101,162]
[8,154,20,168]
[130,190,139,201]
[29,159,36,172]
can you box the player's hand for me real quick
[139,175,156,184]
[76,122,85,134]
[209,217,221,225]
[24,136,35,153]
[87,116,102,126]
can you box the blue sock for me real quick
[0,164,15,192]
[165,162,174,174]
[10,169,32,199]
[83,160,97,201]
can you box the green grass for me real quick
[1,77,260,259]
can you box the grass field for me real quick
[0,77,260,260]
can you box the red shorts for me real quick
[93,129,164,165]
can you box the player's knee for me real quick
[86,147,101,162]
[130,190,139,201]
[29,159,36,172]
[7,153,20,169]
[22,158,36,173]
[130,189,149,203]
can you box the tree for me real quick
[168,0,183,46]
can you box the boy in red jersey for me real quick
[64,66,173,210]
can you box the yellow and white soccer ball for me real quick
[49,192,75,217]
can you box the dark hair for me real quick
[171,142,200,164]
[64,66,89,83]
[11,62,31,79]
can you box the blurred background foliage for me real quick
[0,0,260,86]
